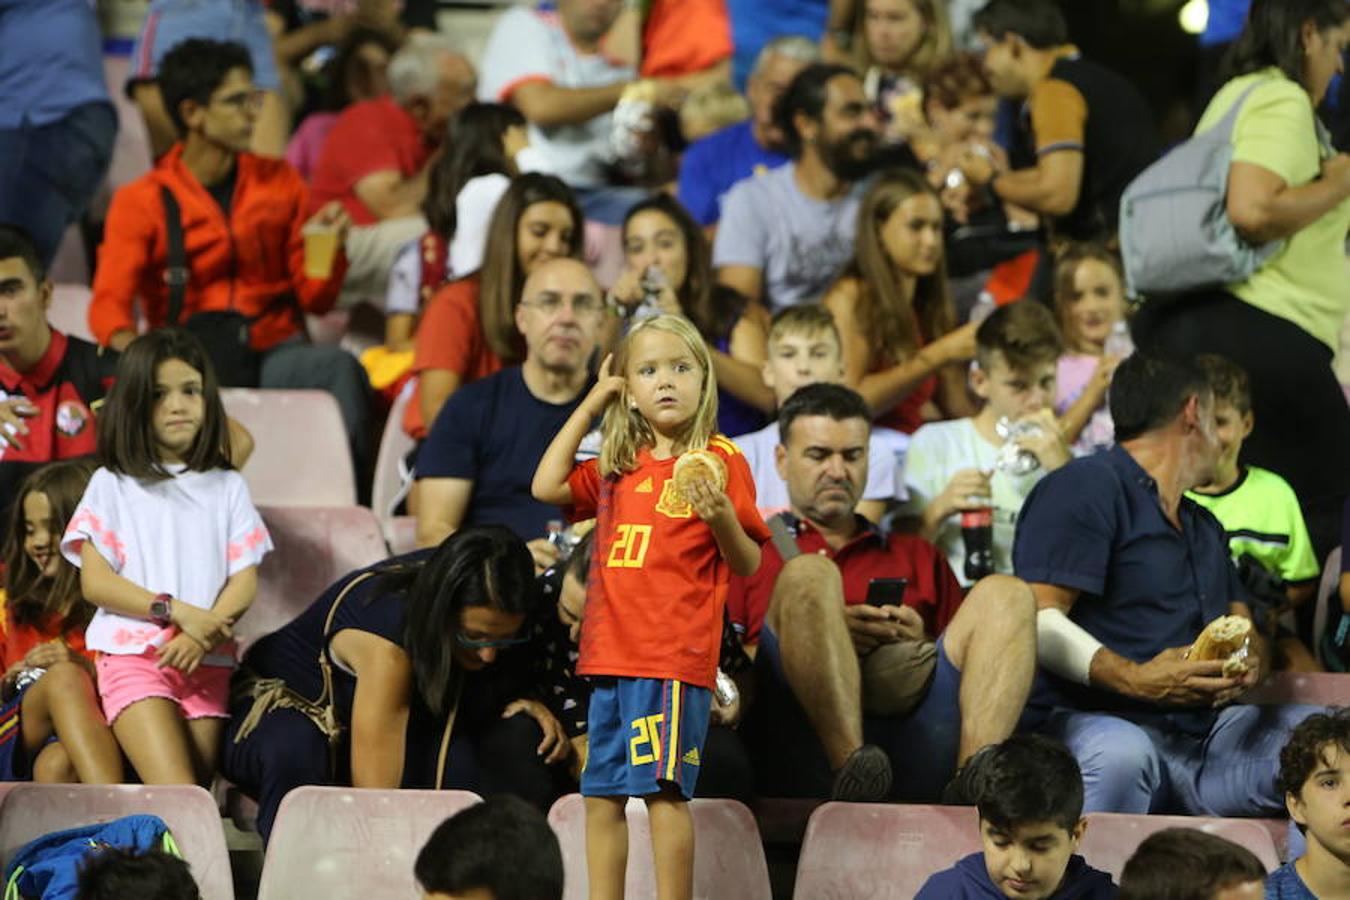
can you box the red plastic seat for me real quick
[371,378,418,554]
[792,803,982,899]
[0,784,233,900]
[222,389,356,507]
[549,793,772,900]
[1079,812,1281,879]
[256,786,481,900]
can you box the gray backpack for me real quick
[1118,81,1285,297]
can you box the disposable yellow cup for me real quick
[302,225,340,280]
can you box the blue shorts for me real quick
[130,0,281,92]
[581,677,712,800]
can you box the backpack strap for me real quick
[159,186,189,327]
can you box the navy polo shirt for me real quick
[1013,445,1246,732]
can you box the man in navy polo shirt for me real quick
[1014,352,1320,816]
[727,383,1038,803]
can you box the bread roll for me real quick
[1188,615,1252,676]
[673,449,726,501]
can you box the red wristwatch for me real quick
[149,593,173,627]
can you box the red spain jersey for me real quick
[565,435,771,688]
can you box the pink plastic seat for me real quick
[257,787,481,900]
[549,793,771,900]
[1244,672,1350,706]
[221,389,356,506]
[371,379,418,554]
[49,284,95,343]
[0,784,233,900]
[237,505,389,653]
[1079,812,1281,879]
[792,803,981,899]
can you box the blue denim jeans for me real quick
[1040,703,1323,816]
[0,102,117,266]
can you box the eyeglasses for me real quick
[520,294,604,318]
[212,89,265,112]
[455,631,532,650]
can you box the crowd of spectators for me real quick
[0,0,1348,896]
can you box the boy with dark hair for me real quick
[966,0,1157,242]
[1268,708,1350,898]
[917,734,1115,899]
[89,38,372,468]
[1118,829,1266,900]
[734,304,902,521]
[1186,354,1321,670]
[900,300,1069,585]
[415,795,564,900]
[76,849,200,900]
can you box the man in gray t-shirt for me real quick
[714,63,879,312]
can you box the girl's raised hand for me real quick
[585,354,627,415]
[156,632,206,675]
[684,477,733,525]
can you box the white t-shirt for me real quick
[898,418,1045,586]
[61,466,273,664]
[478,7,634,188]
[712,163,868,311]
[733,422,906,518]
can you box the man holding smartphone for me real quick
[727,383,1039,803]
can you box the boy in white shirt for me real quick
[899,301,1070,586]
[733,305,902,522]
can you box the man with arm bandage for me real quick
[1013,351,1322,817]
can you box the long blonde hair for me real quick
[855,0,954,79]
[848,168,955,363]
[599,315,719,477]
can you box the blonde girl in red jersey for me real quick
[533,313,769,900]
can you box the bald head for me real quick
[516,258,603,373]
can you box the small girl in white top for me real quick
[61,329,272,786]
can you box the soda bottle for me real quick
[961,507,994,582]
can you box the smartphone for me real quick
[866,578,908,608]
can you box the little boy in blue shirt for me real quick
[916,734,1116,899]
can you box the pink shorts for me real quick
[96,651,232,724]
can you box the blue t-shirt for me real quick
[727,0,828,89]
[916,852,1117,899]
[1266,862,1316,899]
[1013,445,1246,734]
[677,120,788,226]
[0,0,110,128]
[417,367,592,541]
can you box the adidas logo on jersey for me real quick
[636,477,654,493]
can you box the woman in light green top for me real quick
[1134,0,1350,560]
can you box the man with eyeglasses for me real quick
[416,258,606,572]
[89,39,373,473]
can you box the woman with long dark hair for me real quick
[222,525,573,842]
[1133,0,1350,557]
[609,193,774,434]
[824,168,977,433]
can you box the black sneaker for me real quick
[941,745,996,806]
[830,744,892,803]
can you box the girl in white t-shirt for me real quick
[1051,243,1131,457]
[61,330,272,786]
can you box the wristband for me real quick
[149,593,173,627]
[1037,607,1103,686]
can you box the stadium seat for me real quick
[0,783,233,900]
[238,505,389,652]
[49,284,95,344]
[256,787,481,900]
[371,378,418,554]
[792,803,981,899]
[1314,547,1343,669]
[1243,671,1350,706]
[222,388,356,506]
[549,793,772,900]
[1079,812,1281,879]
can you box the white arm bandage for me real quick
[1037,608,1104,687]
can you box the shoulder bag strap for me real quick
[160,186,189,326]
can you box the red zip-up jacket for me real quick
[90,144,348,351]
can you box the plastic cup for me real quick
[302,223,340,280]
